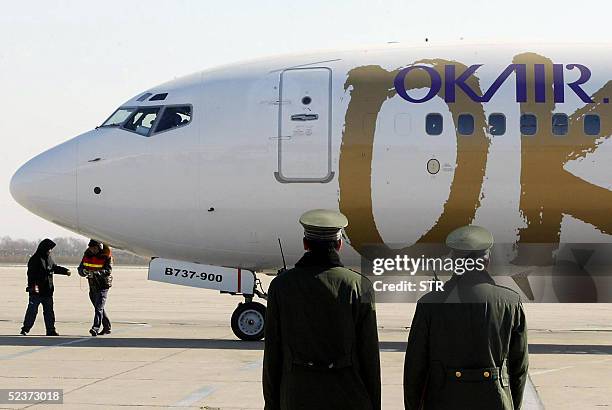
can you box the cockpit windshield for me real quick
[99,104,192,137]
[122,107,161,136]
[100,107,136,127]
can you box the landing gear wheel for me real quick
[231,302,266,341]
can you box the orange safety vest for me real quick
[82,254,108,270]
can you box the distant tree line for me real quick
[0,236,148,265]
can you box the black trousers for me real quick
[22,294,55,332]
[89,289,111,332]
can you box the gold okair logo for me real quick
[338,53,612,265]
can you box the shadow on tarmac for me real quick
[0,337,610,354]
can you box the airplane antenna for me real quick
[278,238,287,272]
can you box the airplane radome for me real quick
[10,43,612,339]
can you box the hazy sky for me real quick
[2,0,612,239]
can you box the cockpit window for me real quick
[137,93,153,102]
[150,93,168,101]
[100,107,136,127]
[122,107,161,136]
[154,106,192,133]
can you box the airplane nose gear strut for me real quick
[148,259,268,341]
[230,273,267,341]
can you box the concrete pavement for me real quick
[0,266,610,409]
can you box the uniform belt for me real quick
[292,356,352,370]
[448,367,500,382]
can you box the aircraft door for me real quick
[275,67,333,183]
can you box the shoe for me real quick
[46,330,59,336]
[99,328,111,335]
[20,329,28,336]
[89,329,98,337]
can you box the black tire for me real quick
[231,302,266,341]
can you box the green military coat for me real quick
[404,270,529,410]
[263,249,381,410]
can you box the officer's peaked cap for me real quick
[446,225,494,251]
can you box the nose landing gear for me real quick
[231,301,266,341]
[230,275,267,341]
[148,258,268,341]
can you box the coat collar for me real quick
[446,269,496,288]
[295,249,344,269]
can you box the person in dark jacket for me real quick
[20,239,71,336]
[403,226,529,410]
[78,240,113,336]
[263,209,381,410]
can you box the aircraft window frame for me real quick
[150,93,168,101]
[457,113,474,136]
[151,104,193,136]
[488,113,506,136]
[137,93,153,102]
[584,114,601,136]
[552,113,569,136]
[425,113,443,136]
[121,106,163,137]
[100,106,137,128]
[520,113,538,136]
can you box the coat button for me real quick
[455,371,462,378]
[484,371,490,378]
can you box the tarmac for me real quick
[0,265,610,409]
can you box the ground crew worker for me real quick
[263,209,381,410]
[403,226,529,410]
[78,240,113,336]
[20,238,71,336]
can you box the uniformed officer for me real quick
[403,226,529,410]
[263,209,381,410]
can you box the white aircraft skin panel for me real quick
[564,141,612,193]
[560,215,612,244]
[9,138,78,232]
[10,44,612,285]
[76,110,202,245]
[371,94,456,248]
[195,70,341,268]
[473,73,524,249]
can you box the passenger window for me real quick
[488,113,506,136]
[155,106,192,133]
[457,114,474,135]
[552,113,569,136]
[520,114,537,136]
[122,107,161,136]
[426,113,443,135]
[584,114,600,136]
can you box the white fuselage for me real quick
[11,43,612,276]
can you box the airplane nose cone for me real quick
[10,140,78,232]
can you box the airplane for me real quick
[10,43,612,340]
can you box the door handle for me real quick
[291,114,319,121]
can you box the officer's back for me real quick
[404,226,529,410]
[263,210,381,410]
